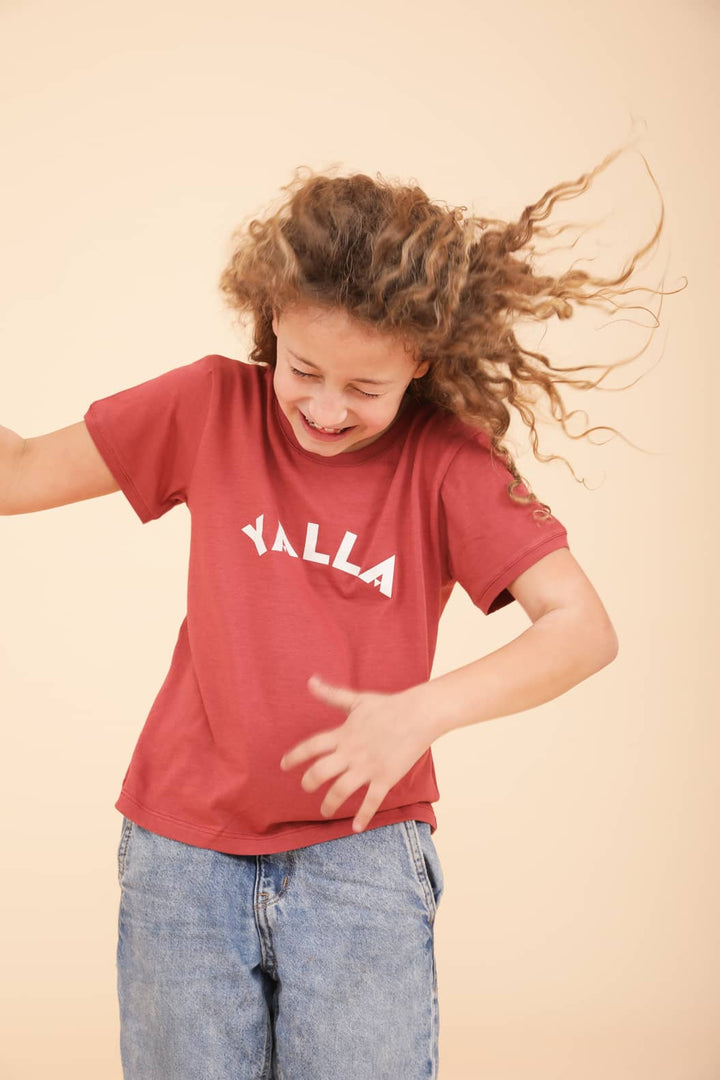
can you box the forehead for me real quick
[277,303,414,372]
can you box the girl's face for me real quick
[272,303,430,457]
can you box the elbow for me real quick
[603,627,620,666]
[566,608,619,675]
[592,618,619,671]
[535,600,619,676]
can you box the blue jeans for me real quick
[116,816,445,1079]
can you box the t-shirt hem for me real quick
[116,789,438,855]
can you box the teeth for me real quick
[305,415,345,433]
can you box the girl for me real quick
[1,142,671,1079]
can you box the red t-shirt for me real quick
[83,354,569,854]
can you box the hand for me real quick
[279,675,433,833]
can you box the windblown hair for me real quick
[218,142,683,511]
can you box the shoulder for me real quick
[191,354,271,398]
[431,414,552,518]
[192,353,263,378]
[412,403,499,476]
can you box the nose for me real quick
[307,388,350,428]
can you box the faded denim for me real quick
[116,816,445,1079]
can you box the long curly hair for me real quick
[217,142,684,512]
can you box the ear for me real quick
[272,308,279,336]
[413,358,430,379]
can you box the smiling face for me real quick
[271,303,430,456]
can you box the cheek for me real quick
[374,405,394,425]
[274,369,294,401]
[377,399,404,426]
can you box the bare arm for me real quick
[408,547,619,739]
[0,424,25,512]
[0,420,120,515]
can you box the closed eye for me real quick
[289,366,381,398]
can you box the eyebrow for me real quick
[287,349,393,386]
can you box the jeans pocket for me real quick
[407,820,445,921]
[117,816,134,888]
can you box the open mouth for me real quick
[300,412,354,437]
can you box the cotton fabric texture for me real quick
[83,354,569,854]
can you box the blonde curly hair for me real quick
[218,141,684,513]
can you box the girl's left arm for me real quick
[410,547,619,739]
[281,547,618,833]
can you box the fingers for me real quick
[318,769,360,817]
[307,675,359,712]
[280,730,337,771]
[300,752,348,795]
[350,782,387,832]
[283,747,387,833]
[319,775,387,833]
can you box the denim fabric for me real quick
[116,816,445,1079]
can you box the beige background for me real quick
[0,0,716,1077]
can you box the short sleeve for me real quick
[83,355,216,523]
[440,434,570,615]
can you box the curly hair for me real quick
[217,141,685,513]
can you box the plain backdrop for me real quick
[0,0,716,1077]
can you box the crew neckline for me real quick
[271,379,419,466]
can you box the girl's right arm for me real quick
[0,421,120,516]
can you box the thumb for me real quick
[307,674,357,711]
